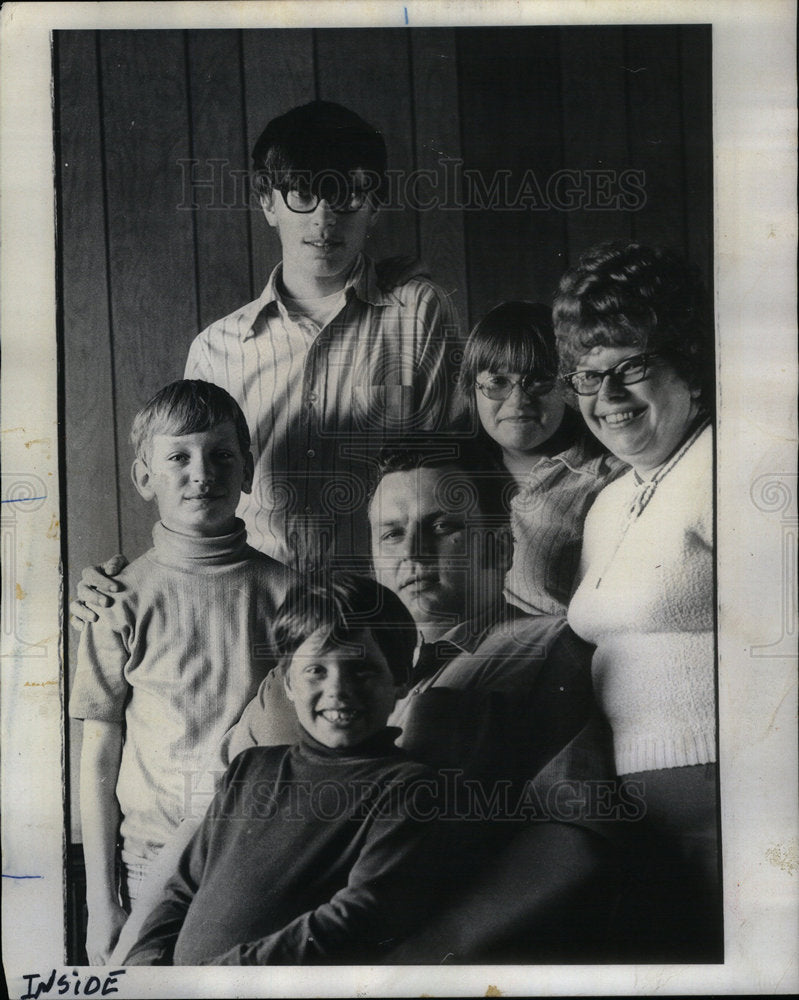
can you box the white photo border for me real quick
[1,1,796,996]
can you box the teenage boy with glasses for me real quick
[72,100,462,617]
[182,100,462,570]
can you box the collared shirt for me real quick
[390,607,615,820]
[403,606,564,689]
[185,255,462,567]
[505,435,627,615]
[389,606,568,735]
[221,603,600,793]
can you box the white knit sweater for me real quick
[568,423,715,775]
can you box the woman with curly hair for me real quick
[555,241,720,960]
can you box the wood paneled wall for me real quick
[55,26,712,839]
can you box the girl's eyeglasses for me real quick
[475,374,557,401]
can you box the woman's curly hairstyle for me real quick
[553,242,713,405]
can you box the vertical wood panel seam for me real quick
[238,30,256,302]
[621,27,636,244]
[406,30,421,262]
[453,31,471,331]
[556,27,570,269]
[95,30,124,554]
[312,30,320,102]
[680,28,689,256]
[553,28,569,287]
[184,30,202,335]
[678,26,693,260]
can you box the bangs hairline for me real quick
[132,403,249,462]
[280,618,410,685]
[465,331,556,382]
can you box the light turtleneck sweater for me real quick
[567,422,715,775]
[70,519,293,861]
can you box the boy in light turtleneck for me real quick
[69,379,293,965]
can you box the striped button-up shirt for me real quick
[185,255,462,567]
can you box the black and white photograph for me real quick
[1,2,796,997]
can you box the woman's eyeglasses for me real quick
[475,374,557,401]
[562,352,662,396]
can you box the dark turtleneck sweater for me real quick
[124,729,442,965]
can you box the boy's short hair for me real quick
[274,572,417,686]
[251,100,388,205]
[130,379,251,461]
[368,437,514,526]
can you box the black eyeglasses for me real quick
[475,374,557,401]
[276,185,371,215]
[562,352,662,396]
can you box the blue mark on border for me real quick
[404,7,409,24]
[1,496,47,504]
[3,874,43,879]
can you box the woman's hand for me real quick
[69,555,129,630]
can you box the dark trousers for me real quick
[609,762,723,963]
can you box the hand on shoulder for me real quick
[69,554,129,630]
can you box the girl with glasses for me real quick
[457,300,625,616]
